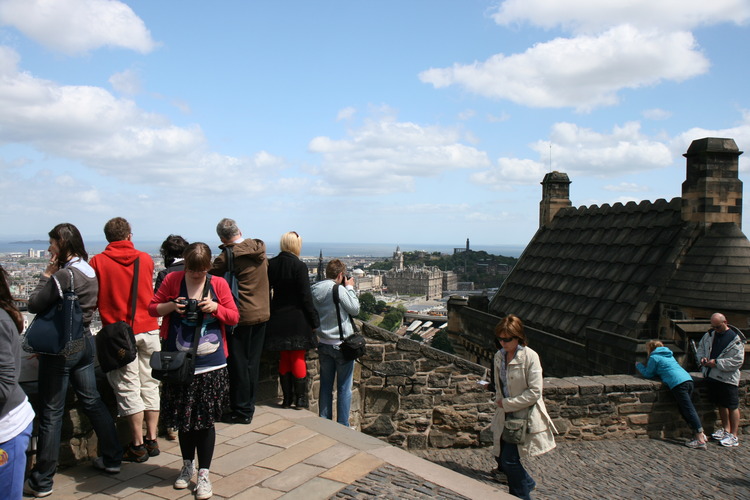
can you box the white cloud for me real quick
[669,112,750,170]
[643,108,672,120]
[109,68,142,95]
[308,115,490,195]
[337,106,356,121]
[471,158,548,188]
[471,121,673,189]
[0,46,286,196]
[491,0,750,33]
[419,25,708,111]
[458,109,476,120]
[0,0,157,55]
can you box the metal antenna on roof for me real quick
[549,143,553,172]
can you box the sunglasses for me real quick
[498,337,516,343]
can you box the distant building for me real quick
[385,263,443,299]
[450,137,750,376]
[442,270,458,292]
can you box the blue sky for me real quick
[1,0,749,250]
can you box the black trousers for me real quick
[227,322,266,418]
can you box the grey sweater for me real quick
[0,309,26,420]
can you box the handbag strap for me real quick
[188,275,212,355]
[129,258,139,326]
[332,284,345,341]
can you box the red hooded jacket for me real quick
[90,240,159,334]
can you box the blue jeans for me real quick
[28,335,122,493]
[317,344,354,426]
[0,421,32,499]
[227,323,266,419]
[500,440,536,499]
[671,380,703,433]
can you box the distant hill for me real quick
[8,240,47,245]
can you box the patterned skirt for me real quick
[161,367,229,432]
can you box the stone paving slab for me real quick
[42,405,510,500]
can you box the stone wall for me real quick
[544,372,750,440]
[35,324,749,465]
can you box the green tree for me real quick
[357,310,371,321]
[431,330,455,354]
[410,332,423,342]
[375,300,387,314]
[359,292,377,314]
[379,309,404,332]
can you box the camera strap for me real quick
[181,275,212,356]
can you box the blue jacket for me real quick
[636,346,692,389]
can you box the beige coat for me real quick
[491,346,557,459]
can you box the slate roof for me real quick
[489,197,750,339]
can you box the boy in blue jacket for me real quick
[636,340,707,449]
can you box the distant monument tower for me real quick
[540,171,572,227]
[681,137,743,229]
[466,238,470,252]
[316,249,325,282]
[393,246,404,271]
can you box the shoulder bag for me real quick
[332,284,366,361]
[96,257,139,372]
[500,354,533,445]
[23,269,85,357]
[150,276,211,385]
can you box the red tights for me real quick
[279,350,307,378]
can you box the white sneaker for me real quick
[174,460,194,489]
[711,428,729,440]
[685,438,707,450]
[720,433,739,447]
[196,469,212,500]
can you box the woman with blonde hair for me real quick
[266,232,320,408]
[636,340,707,448]
[491,314,556,499]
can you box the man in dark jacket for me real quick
[210,218,270,424]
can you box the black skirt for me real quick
[162,367,229,432]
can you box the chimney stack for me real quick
[540,171,572,227]
[681,137,743,229]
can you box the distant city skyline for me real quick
[1,1,749,246]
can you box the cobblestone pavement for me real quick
[334,465,471,499]
[415,437,750,499]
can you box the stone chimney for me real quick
[540,171,572,227]
[681,137,743,229]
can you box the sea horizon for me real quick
[0,239,525,259]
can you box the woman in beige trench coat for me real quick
[491,315,556,499]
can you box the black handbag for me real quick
[23,269,85,357]
[150,276,211,385]
[96,258,139,372]
[332,284,366,361]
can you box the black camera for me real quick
[176,298,200,322]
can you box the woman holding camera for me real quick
[149,242,238,500]
[491,315,556,500]
[266,231,319,409]
[26,223,122,497]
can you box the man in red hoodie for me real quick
[90,217,161,463]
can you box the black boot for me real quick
[293,376,309,409]
[280,373,294,408]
